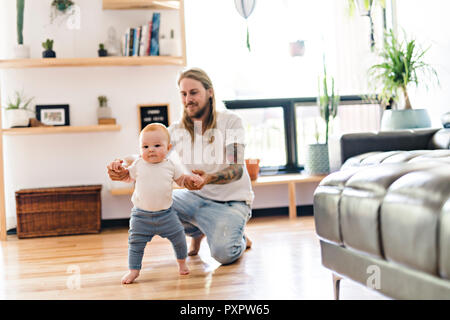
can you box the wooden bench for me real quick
[110,173,326,220]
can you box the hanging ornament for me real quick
[234,0,256,51]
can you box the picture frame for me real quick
[36,104,70,126]
[137,104,170,133]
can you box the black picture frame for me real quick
[137,104,170,133]
[36,104,70,126]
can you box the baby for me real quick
[110,123,202,284]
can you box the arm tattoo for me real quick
[208,164,243,184]
[207,143,244,184]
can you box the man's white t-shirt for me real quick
[169,109,254,206]
[128,157,183,212]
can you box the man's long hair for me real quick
[177,67,217,142]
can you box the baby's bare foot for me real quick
[178,259,190,275]
[245,234,252,249]
[121,269,140,284]
[188,234,204,256]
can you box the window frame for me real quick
[223,95,375,175]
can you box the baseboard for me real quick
[6,205,314,234]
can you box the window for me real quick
[232,107,286,167]
[224,96,382,175]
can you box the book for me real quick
[139,25,148,56]
[122,32,128,56]
[150,12,161,56]
[128,28,134,57]
[146,20,153,56]
[136,26,142,56]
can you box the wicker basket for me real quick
[15,185,102,239]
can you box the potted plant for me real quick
[305,62,339,175]
[3,91,35,128]
[97,95,112,119]
[13,0,30,59]
[42,39,56,58]
[50,0,75,24]
[98,43,108,57]
[369,29,439,130]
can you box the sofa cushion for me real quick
[342,149,450,169]
[381,165,450,276]
[441,199,450,280]
[339,162,439,259]
[428,128,450,149]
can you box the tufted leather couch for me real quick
[314,128,450,299]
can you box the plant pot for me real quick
[4,109,32,128]
[245,159,260,181]
[98,49,108,57]
[305,143,329,174]
[381,109,431,131]
[42,50,56,58]
[13,44,30,59]
[97,106,112,119]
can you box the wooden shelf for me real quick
[2,124,121,135]
[250,173,326,186]
[0,56,185,69]
[103,0,180,10]
[109,174,326,195]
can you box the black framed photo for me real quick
[36,105,70,126]
[137,104,170,133]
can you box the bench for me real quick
[110,173,326,219]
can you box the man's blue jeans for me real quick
[172,189,252,265]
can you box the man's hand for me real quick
[107,159,131,181]
[184,170,209,190]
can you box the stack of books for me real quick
[122,12,161,56]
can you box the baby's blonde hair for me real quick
[140,123,170,144]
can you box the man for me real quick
[108,67,253,265]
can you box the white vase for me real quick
[305,143,330,175]
[381,109,431,131]
[97,106,112,119]
[12,44,30,59]
[4,109,31,128]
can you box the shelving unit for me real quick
[0,0,187,240]
[102,0,180,10]
[0,56,184,69]
[2,124,121,135]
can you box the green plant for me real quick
[52,0,74,12]
[42,39,54,51]
[99,43,105,50]
[317,63,339,144]
[368,29,439,110]
[5,91,34,111]
[16,0,24,45]
[347,0,385,16]
[98,96,108,107]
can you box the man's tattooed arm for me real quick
[206,143,244,185]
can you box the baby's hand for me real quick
[190,174,204,187]
[110,159,125,172]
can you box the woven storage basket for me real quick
[15,185,102,239]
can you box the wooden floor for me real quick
[0,216,388,300]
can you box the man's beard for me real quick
[187,100,210,119]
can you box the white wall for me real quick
[0,0,319,230]
[0,0,184,230]
[395,0,450,126]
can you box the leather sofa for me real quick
[314,128,450,299]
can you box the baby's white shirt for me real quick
[127,157,184,212]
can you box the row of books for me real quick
[122,12,160,56]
